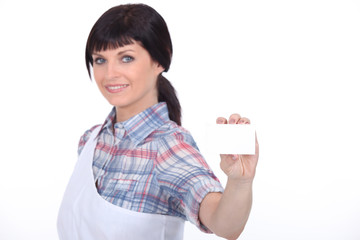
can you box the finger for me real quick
[216,117,227,124]
[238,117,251,124]
[229,113,241,124]
[255,132,259,153]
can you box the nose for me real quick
[105,60,121,80]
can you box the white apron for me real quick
[57,126,185,240]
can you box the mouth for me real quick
[106,84,129,93]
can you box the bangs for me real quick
[90,34,135,53]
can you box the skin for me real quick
[92,41,164,122]
[92,42,259,239]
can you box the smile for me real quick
[106,84,129,93]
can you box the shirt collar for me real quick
[98,102,170,146]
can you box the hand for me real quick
[216,114,259,183]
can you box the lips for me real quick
[105,84,129,93]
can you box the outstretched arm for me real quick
[199,114,259,240]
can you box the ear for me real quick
[155,63,165,75]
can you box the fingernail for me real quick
[217,119,224,124]
[229,119,235,124]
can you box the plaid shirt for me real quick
[78,102,223,232]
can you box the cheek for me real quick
[93,72,104,90]
[93,69,106,86]
[92,68,101,80]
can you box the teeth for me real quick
[108,85,128,90]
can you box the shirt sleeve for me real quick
[77,125,100,156]
[156,130,224,233]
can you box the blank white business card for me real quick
[206,124,256,155]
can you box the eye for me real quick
[122,56,134,63]
[94,57,106,65]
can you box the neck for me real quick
[115,100,158,122]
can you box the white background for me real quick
[1,0,359,239]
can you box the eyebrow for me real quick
[92,49,135,57]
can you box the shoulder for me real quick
[153,121,197,148]
[77,124,101,155]
[154,121,208,167]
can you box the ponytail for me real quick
[157,75,181,126]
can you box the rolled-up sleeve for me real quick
[156,131,224,233]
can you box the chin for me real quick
[105,97,126,107]
[109,101,129,108]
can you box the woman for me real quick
[57,3,259,240]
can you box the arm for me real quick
[199,114,259,240]
[199,181,253,240]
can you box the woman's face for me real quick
[92,41,164,121]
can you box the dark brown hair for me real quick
[85,4,181,125]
